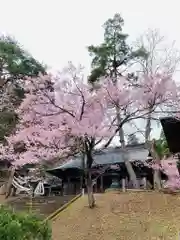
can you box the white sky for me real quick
[1,0,179,144]
[1,0,180,73]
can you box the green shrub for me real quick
[0,205,52,239]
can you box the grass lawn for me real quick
[52,191,180,240]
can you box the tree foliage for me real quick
[0,111,18,143]
[133,29,180,145]
[87,14,149,188]
[0,205,51,240]
[0,61,177,204]
[154,130,169,159]
[0,35,46,142]
[0,35,46,87]
[87,13,148,83]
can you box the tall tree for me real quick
[88,14,147,188]
[0,35,46,142]
[0,35,46,108]
[133,29,180,146]
[2,63,116,208]
[88,13,147,84]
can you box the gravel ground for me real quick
[52,191,180,240]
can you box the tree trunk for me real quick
[112,63,138,188]
[124,160,139,188]
[84,138,96,208]
[151,140,162,190]
[81,153,86,194]
[116,108,139,188]
[153,169,162,190]
[145,112,162,189]
[120,129,139,189]
[145,111,152,148]
[87,170,95,208]
[5,166,15,198]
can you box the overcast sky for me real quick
[1,0,179,143]
[1,0,180,73]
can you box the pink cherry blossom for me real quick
[0,63,178,172]
[160,157,180,189]
[147,157,180,190]
[137,73,178,108]
[1,64,116,166]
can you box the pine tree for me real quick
[0,35,46,142]
[87,13,147,84]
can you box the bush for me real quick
[0,205,52,239]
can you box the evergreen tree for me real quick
[155,129,169,159]
[0,35,46,142]
[87,13,148,188]
[87,13,147,84]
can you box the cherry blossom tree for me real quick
[2,63,117,207]
[128,29,180,158]
[161,157,180,190]
[126,30,180,190]
[1,61,179,205]
[98,71,178,189]
[1,62,149,204]
[140,73,178,189]
[147,155,180,192]
[125,66,179,189]
[99,75,149,188]
[139,72,177,140]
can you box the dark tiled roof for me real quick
[49,145,148,171]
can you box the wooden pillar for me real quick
[95,180,98,193]
[67,177,70,194]
[100,175,103,192]
[142,177,147,189]
[61,180,64,196]
[125,177,128,189]
[80,176,83,190]
[80,176,83,195]
[122,178,126,192]
[81,175,86,196]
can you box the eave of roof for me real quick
[47,145,148,172]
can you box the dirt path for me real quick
[52,192,180,240]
